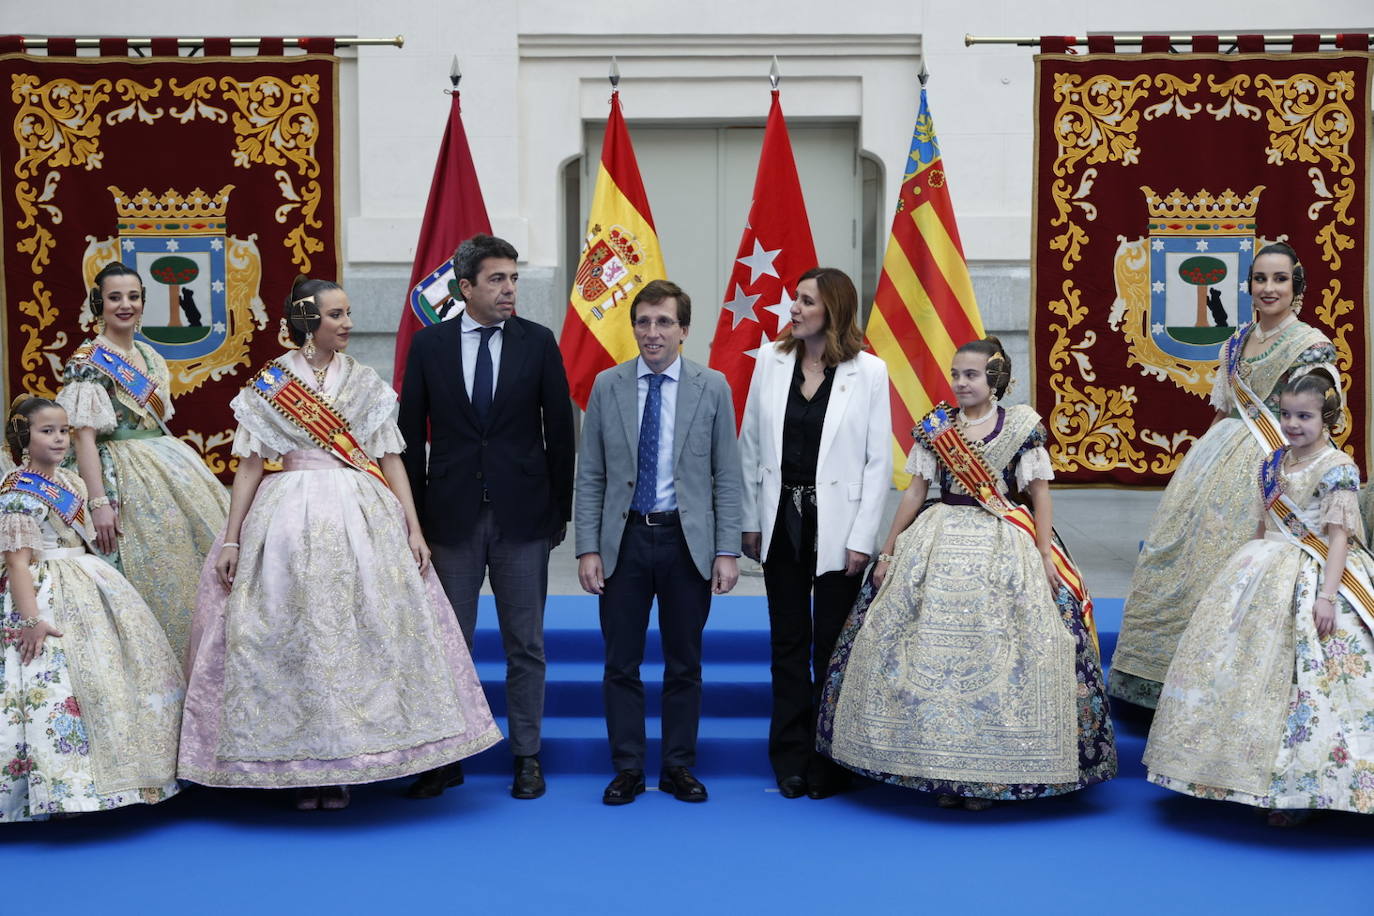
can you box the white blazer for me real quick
[739,342,892,576]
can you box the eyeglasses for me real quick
[633,317,681,331]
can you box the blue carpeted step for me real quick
[471,594,774,663]
[463,594,1127,775]
[463,716,774,777]
[476,661,772,718]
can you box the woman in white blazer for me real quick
[739,267,891,799]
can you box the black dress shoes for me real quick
[659,766,708,802]
[512,755,546,799]
[603,769,646,805]
[777,775,807,799]
[405,761,464,799]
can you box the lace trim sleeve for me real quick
[0,496,44,555]
[1319,463,1364,539]
[56,380,117,433]
[230,423,282,461]
[904,444,938,483]
[1015,446,1056,489]
[361,419,406,460]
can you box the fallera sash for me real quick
[917,403,1098,651]
[248,363,388,485]
[0,469,85,528]
[1223,324,1288,454]
[72,342,171,435]
[1259,447,1374,624]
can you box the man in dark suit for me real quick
[399,234,575,800]
[575,279,744,805]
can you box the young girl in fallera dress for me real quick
[1111,243,1337,707]
[818,338,1116,809]
[0,398,183,822]
[1145,370,1374,826]
[57,262,229,661]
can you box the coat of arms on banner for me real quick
[409,261,463,326]
[80,186,267,394]
[1109,186,1263,397]
[575,224,644,321]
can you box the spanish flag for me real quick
[560,90,667,408]
[864,79,985,487]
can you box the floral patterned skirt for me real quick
[1145,538,1374,813]
[817,509,1117,800]
[1,553,183,822]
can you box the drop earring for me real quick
[1291,294,1303,315]
[302,332,318,361]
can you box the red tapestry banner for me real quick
[1031,51,1371,485]
[0,52,339,480]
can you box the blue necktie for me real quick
[631,374,665,514]
[472,326,497,426]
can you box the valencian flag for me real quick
[560,89,667,407]
[393,83,492,389]
[709,88,817,428]
[864,77,985,486]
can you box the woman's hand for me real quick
[215,544,240,590]
[409,530,432,574]
[844,550,869,577]
[92,503,121,555]
[1313,596,1337,638]
[1041,550,1063,595]
[741,532,761,562]
[872,558,891,589]
[18,619,63,665]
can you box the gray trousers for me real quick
[431,503,549,757]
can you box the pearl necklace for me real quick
[959,406,997,427]
[1253,315,1296,343]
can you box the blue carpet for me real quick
[6,595,1374,915]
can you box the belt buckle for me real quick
[644,511,663,526]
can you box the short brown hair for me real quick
[630,279,691,327]
[775,267,863,365]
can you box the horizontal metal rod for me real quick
[965,32,1362,47]
[14,35,404,49]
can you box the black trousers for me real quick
[763,508,863,783]
[600,516,710,773]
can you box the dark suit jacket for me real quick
[399,312,575,545]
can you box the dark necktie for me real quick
[631,374,665,514]
[472,326,498,425]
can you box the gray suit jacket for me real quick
[575,356,744,580]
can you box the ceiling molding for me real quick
[519,33,921,60]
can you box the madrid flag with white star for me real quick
[708,89,817,428]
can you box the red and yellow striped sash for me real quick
[248,364,388,485]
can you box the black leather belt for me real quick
[629,509,680,526]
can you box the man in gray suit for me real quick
[576,279,743,806]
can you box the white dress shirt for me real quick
[460,311,506,402]
[635,355,681,512]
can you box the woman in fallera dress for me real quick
[818,338,1116,809]
[1110,243,1337,708]
[0,397,183,822]
[1145,370,1374,826]
[57,261,229,661]
[178,276,501,810]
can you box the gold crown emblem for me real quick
[1140,185,1264,221]
[604,225,643,266]
[108,184,234,220]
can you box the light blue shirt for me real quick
[635,355,680,512]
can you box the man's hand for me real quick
[578,553,605,595]
[712,555,739,595]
